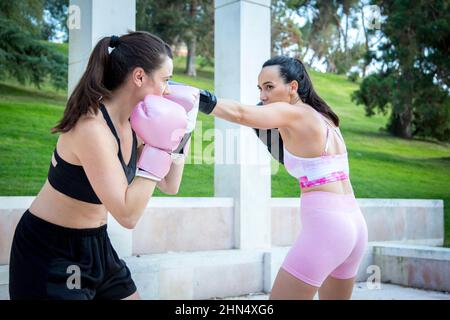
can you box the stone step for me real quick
[372,242,450,292]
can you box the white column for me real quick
[214,0,272,249]
[68,0,136,95]
[68,0,136,257]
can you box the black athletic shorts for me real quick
[9,210,137,300]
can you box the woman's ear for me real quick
[132,67,146,88]
[290,80,299,95]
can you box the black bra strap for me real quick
[99,103,137,167]
[53,147,63,162]
[99,104,121,144]
[52,148,80,169]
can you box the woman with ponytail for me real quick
[195,56,369,300]
[9,31,190,300]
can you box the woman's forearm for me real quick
[115,142,186,228]
[118,177,157,229]
[157,156,186,194]
[156,137,191,194]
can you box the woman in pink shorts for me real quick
[196,56,369,300]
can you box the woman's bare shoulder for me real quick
[69,110,116,148]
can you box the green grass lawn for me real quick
[1,54,449,246]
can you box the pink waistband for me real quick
[300,191,358,211]
[299,171,349,189]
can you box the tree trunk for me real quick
[400,106,413,138]
[185,0,197,77]
[360,5,370,78]
[392,29,415,139]
[309,53,316,66]
[390,108,413,139]
[333,13,344,50]
[389,75,414,139]
[186,36,197,77]
[344,13,349,53]
[301,46,310,62]
[326,58,337,73]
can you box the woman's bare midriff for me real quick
[29,180,108,229]
[301,179,354,195]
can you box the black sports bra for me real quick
[47,104,137,204]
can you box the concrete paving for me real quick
[218,282,450,300]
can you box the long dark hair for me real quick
[262,56,339,127]
[52,31,173,133]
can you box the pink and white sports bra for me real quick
[283,114,350,189]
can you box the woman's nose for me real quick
[163,85,171,95]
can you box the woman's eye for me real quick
[266,85,273,90]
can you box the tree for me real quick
[359,1,376,77]
[136,0,214,76]
[0,0,44,35]
[327,42,366,74]
[183,0,214,76]
[0,0,67,89]
[42,0,69,42]
[271,1,303,57]
[136,0,185,46]
[352,1,449,141]
[283,0,363,74]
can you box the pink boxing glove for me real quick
[165,84,200,133]
[165,84,200,156]
[130,95,188,181]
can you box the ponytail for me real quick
[52,37,111,133]
[262,56,340,127]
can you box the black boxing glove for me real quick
[168,80,217,115]
[198,89,217,114]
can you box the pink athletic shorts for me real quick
[281,191,368,287]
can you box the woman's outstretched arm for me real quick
[211,99,303,129]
